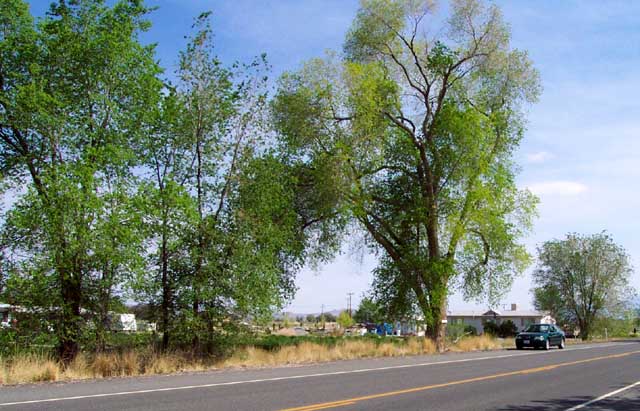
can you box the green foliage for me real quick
[337,311,355,329]
[591,311,637,338]
[237,335,341,351]
[498,320,518,337]
[483,321,499,336]
[353,297,383,324]
[0,0,162,361]
[446,322,466,341]
[238,334,411,352]
[0,2,316,360]
[273,0,539,349]
[464,325,478,336]
[317,313,336,323]
[532,232,634,340]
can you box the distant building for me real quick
[108,313,137,332]
[0,303,13,328]
[447,304,555,334]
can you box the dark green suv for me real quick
[515,323,565,350]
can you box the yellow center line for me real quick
[280,349,640,411]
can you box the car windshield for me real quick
[524,324,550,333]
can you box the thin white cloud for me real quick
[527,181,588,196]
[526,151,554,163]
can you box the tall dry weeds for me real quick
[1,335,504,385]
[221,338,438,369]
[4,353,59,384]
[451,335,502,352]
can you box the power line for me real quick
[347,292,354,318]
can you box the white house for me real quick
[109,313,137,332]
[0,303,13,328]
[447,304,555,334]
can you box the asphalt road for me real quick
[1,341,639,410]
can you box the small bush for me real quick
[498,320,518,338]
[464,325,478,336]
[483,321,499,335]
[446,323,465,341]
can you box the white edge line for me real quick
[0,342,632,407]
[565,380,640,410]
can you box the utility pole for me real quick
[320,304,325,330]
[347,292,354,318]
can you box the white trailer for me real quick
[109,313,137,332]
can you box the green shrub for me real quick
[483,321,499,336]
[446,323,465,341]
[498,320,518,337]
[0,328,56,357]
[464,325,478,336]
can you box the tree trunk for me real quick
[435,297,447,353]
[96,263,113,352]
[161,218,170,351]
[417,264,450,353]
[59,268,82,363]
[192,133,204,352]
[423,293,447,352]
[580,318,590,341]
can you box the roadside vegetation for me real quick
[532,233,636,340]
[0,334,511,385]
[2,321,636,385]
[0,0,637,387]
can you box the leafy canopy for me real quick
[273,0,540,344]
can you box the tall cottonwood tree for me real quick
[0,0,161,361]
[174,16,320,352]
[136,89,197,350]
[273,0,539,350]
[137,14,318,352]
[533,232,634,340]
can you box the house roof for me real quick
[500,310,549,318]
[447,308,548,318]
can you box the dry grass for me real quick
[220,338,437,368]
[0,335,507,385]
[144,353,196,375]
[2,353,59,384]
[61,353,93,380]
[450,335,503,352]
[90,352,143,377]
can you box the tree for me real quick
[272,0,539,351]
[135,89,197,351]
[337,310,355,329]
[354,297,383,324]
[0,0,161,362]
[317,313,336,323]
[532,284,573,329]
[135,13,314,353]
[532,232,634,340]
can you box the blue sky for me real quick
[28,1,640,314]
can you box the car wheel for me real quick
[544,339,550,350]
[559,338,565,349]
